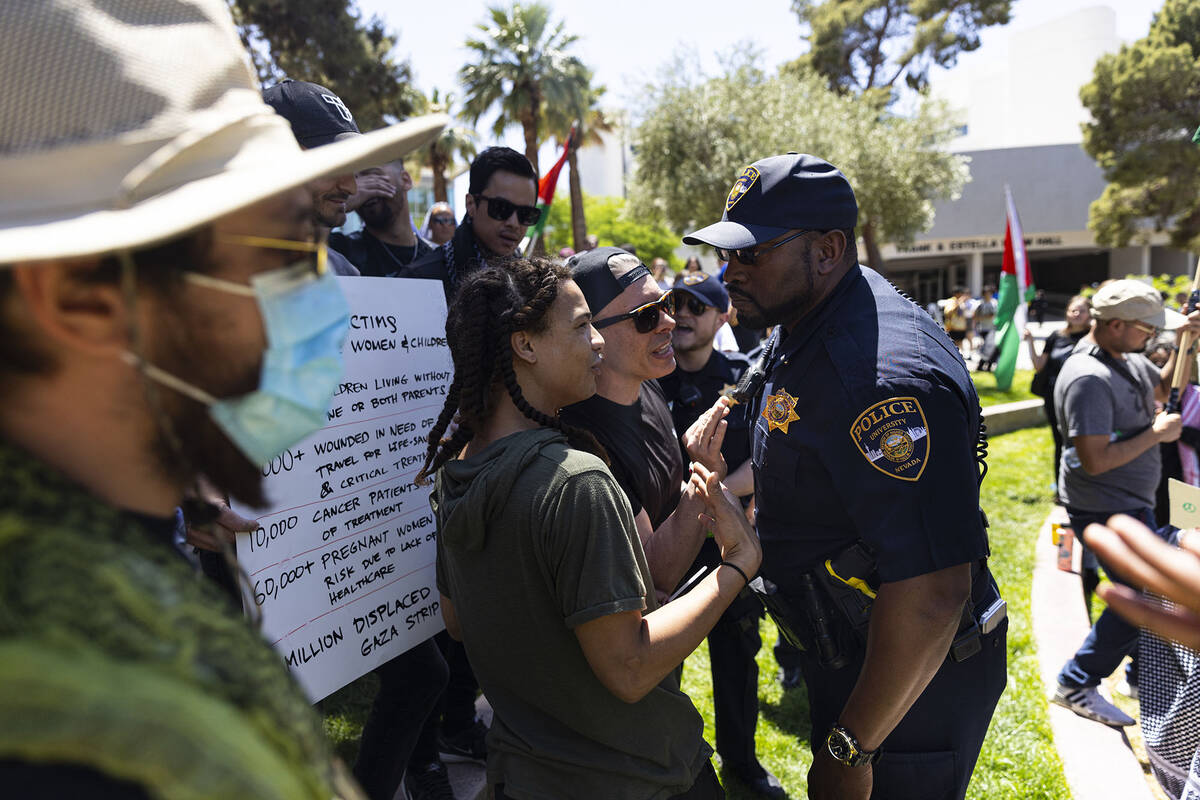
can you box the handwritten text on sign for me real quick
[236,277,451,702]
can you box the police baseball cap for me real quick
[263,79,361,148]
[568,246,652,314]
[1091,279,1188,330]
[674,272,730,311]
[682,154,858,250]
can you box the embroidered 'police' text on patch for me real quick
[849,397,928,481]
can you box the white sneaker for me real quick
[1053,683,1135,727]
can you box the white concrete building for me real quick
[883,5,1192,308]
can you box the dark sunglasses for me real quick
[594,291,676,333]
[675,293,709,316]
[429,215,455,225]
[715,229,809,265]
[475,194,543,226]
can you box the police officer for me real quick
[658,274,783,798]
[683,154,1007,800]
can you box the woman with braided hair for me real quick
[420,257,761,799]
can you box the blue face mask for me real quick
[124,254,350,467]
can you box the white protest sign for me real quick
[236,276,451,702]
[1169,477,1200,532]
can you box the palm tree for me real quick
[459,2,591,174]
[546,84,614,251]
[414,88,478,203]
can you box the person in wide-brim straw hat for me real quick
[0,1,444,798]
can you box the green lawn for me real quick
[322,426,1070,799]
[683,425,1071,799]
[973,368,1038,407]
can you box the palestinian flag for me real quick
[993,185,1035,391]
[521,123,575,256]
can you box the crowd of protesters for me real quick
[8,4,1200,800]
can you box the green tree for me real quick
[545,85,615,251]
[630,54,968,272]
[459,2,591,173]
[789,0,1012,94]
[543,194,681,268]
[1080,0,1200,252]
[412,88,478,203]
[228,0,420,131]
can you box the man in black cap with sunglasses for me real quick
[397,146,539,296]
[560,247,709,600]
[683,154,1007,800]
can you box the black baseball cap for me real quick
[673,272,729,311]
[682,153,858,250]
[567,246,652,314]
[262,79,360,149]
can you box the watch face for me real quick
[827,730,856,762]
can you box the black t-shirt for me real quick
[561,381,684,528]
[658,349,752,471]
[329,229,432,278]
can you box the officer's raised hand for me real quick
[690,462,760,580]
[683,397,732,479]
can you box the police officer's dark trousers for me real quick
[706,587,763,772]
[800,619,1008,800]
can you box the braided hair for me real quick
[416,257,607,483]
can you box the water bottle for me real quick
[1057,526,1074,572]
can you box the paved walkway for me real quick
[1031,506,1156,799]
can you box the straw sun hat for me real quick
[0,0,447,263]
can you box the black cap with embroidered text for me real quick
[682,153,858,250]
[263,79,360,149]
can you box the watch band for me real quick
[825,724,881,767]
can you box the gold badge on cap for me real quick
[726,166,760,211]
[762,388,800,434]
[682,273,708,285]
[849,397,929,481]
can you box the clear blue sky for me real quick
[361,0,1159,144]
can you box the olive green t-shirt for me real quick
[434,429,711,800]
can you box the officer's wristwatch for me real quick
[825,724,880,767]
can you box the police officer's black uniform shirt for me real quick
[658,350,752,471]
[751,265,989,590]
[561,380,684,529]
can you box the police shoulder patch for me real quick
[726,166,760,211]
[849,396,928,481]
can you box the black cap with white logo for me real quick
[262,79,360,149]
[682,153,858,250]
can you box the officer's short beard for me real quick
[146,301,270,509]
[731,248,816,329]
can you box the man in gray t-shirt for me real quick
[1051,280,1193,728]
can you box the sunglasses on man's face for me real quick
[429,215,455,225]
[1129,320,1159,337]
[475,194,543,226]
[715,229,810,266]
[594,291,676,333]
[676,294,710,316]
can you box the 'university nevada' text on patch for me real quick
[849,397,928,481]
